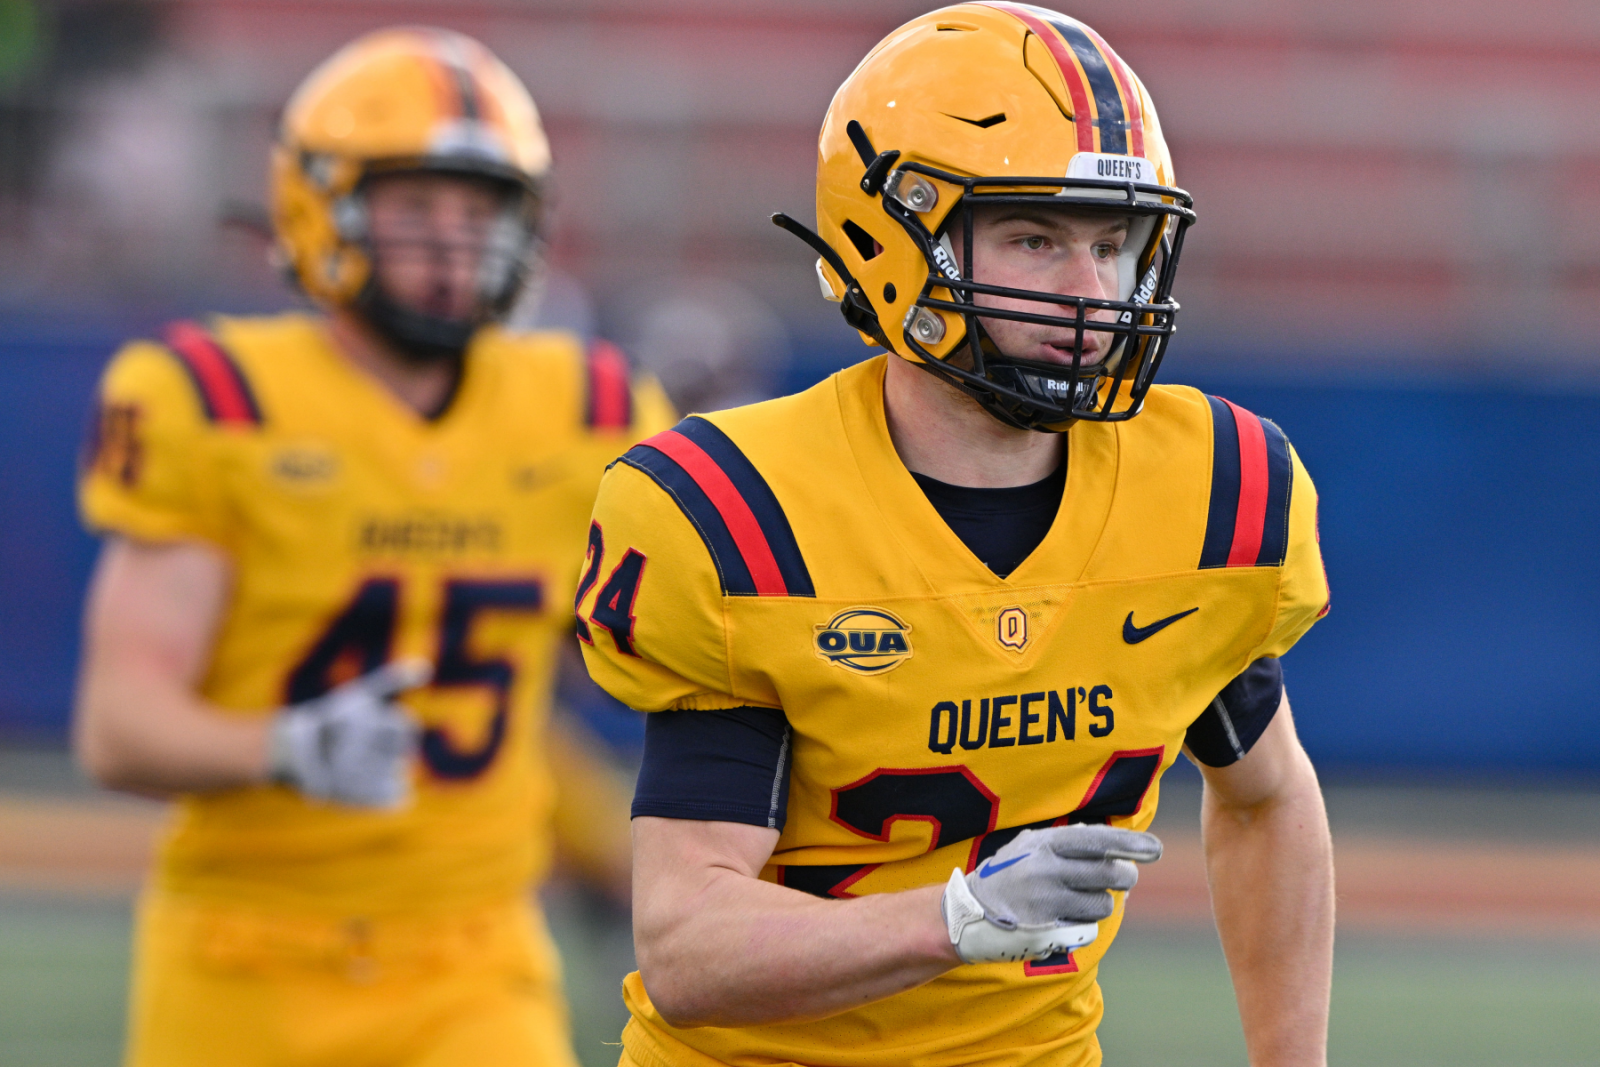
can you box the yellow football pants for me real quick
[124,890,581,1067]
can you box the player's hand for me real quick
[267,660,429,809]
[941,824,1163,964]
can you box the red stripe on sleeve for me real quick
[984,4,1095,153]
[1223,399,1269,566]
[587,340,632,430]
[163,321,256,425]
[645,431,789,596]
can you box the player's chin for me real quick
[393,290,478,321]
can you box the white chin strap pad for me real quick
[941,867,1101,964]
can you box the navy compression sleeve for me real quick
[1184,657,1285,767]
[632,706,793,830]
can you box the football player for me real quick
[578,6,1333,1067]
[74,28,671,1067]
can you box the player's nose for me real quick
[1047,248,1114,314]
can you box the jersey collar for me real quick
[835,356,1119,591]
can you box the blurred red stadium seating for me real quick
[139,0,1600,364]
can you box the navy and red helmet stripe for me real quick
[618,416,814,597]
[982,3,1146,157]
[1200,395,1293,569]
[162,320,263,427]
[584,338,633,430]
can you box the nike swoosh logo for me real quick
[1123,607,1200,644]
[978,854,1029,878]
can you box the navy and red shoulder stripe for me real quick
[618,416,814,598]
[161,320,262,427]
[1199,395,1293,569]
[584,338,633,430]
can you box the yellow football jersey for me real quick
[80,312,672,916]
[580,355,1329,1067]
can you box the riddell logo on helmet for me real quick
[814,607,914,674]
[1120,262,1161,324]
[931,244,961,282]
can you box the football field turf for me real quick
[1099,923,1600,1067]
[2,891,1595,1067]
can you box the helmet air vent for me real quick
[842,220,884,262]
[946,112,1006,129]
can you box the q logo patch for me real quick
[997,606,1029,652]
[814,607,913,674]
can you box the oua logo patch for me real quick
[813,606,913,674]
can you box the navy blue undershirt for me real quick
[910,463,1067,579]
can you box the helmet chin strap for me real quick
[916,320,1097,434]
[354,282,479,365]
[982,362,1099,426]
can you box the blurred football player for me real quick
[578,5,1333,1066]
[74,27,670,1067]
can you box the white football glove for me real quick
[267,660,429,809]
[942,824,1163,964]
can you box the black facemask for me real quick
[344,169,543,364]
[885,165,1192,431]
[354,281,480,365]
[773,123,1196,432]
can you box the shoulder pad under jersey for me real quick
[578,413,816,711]
[78,321,250,544]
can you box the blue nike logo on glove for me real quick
[978,854,1029,878]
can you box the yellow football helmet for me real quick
[774,3,1195,429]
[271,27,551,354]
